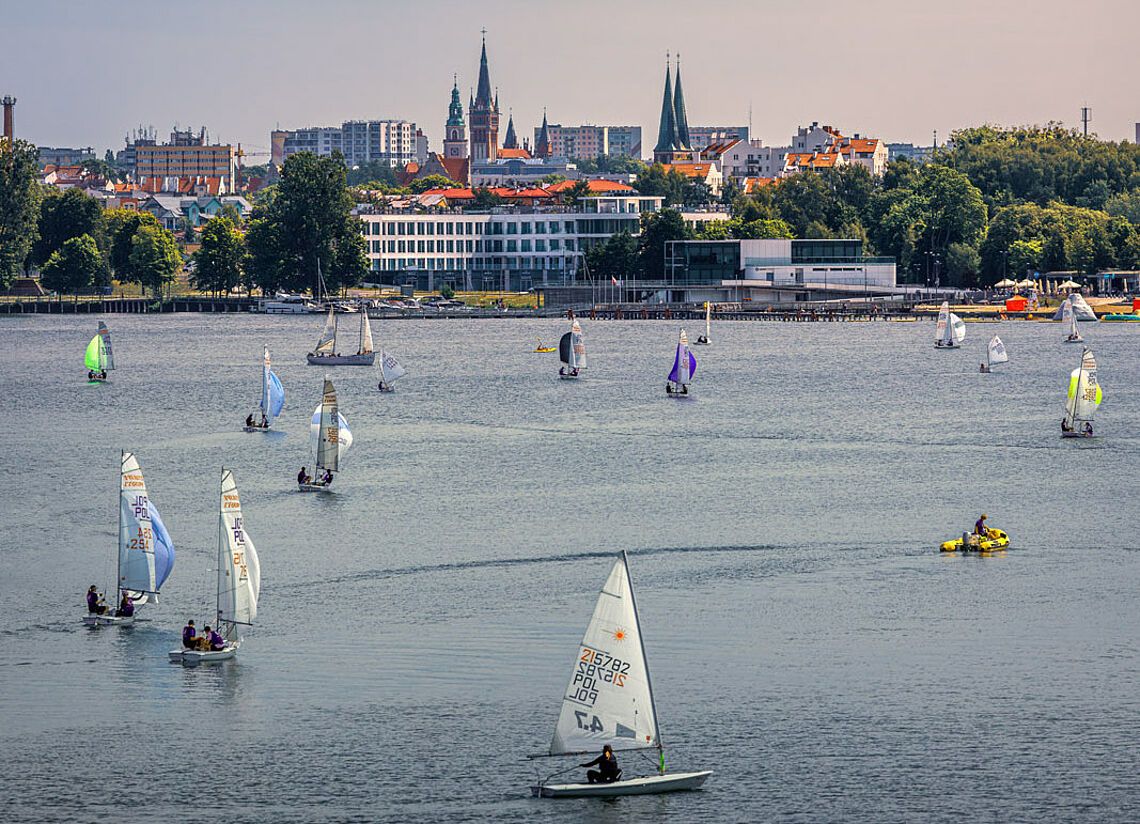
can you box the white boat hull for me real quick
[83,613,134,627]
[533,771,712,798]
[1064,338,1084,344]
[934,343,960,349]
[1061,431,1094,439]
[306,353,375,366]
[174,643,239,664]
[558,374,580,381]
[298,482,334,493]
[242,425,272,433]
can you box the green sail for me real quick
[85,335,104,371]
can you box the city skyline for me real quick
[3,0,1137,159]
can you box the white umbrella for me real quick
[1058,280,1082,290]
[993,278,1015,288]
[1014,278,1036,289]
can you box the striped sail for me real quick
[217,468,260,636]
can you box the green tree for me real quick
[29,187,106,269]
[585,231,639,282]
[409,174,459,194]
[0,138,42,287]
[244,151,368,295]
[635,163,687,206]
[79,157,124,182]
[1006,239,1043,277]
[638,209,691,278]
[128,224,182,296]
[559,179,592,207]
[40,234,106,294]
[945,242,981,284]
[345,160,400,188]
[470,187,504,209]
[192,217,246,295]
[1104,188,1140,225]
[105,209,160,280]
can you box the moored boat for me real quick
[306,305,376,366]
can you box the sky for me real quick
[3,0,1138,161]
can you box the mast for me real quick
[116,451,123,598]
[620,550,664,773]
[216,468,225,633]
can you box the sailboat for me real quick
[299,378,353,491]
[85,321,115,382]
[169,468,260,664]
[244,345,285,431]
[982,335,1008,373]
[558,319,587,379]
[666,329,696,396]
[934,301,965,348]
[377,350,407,392]
[694,302,711,345]
[84,452,175,626]
[1061,348,1102,438]
[529,551,712,798]
[306,305,376,366]
[1061,297,1083,343]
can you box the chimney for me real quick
[2,96,15,141]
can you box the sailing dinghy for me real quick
[934,301,965,348]
[245,345,285,431]
[558,319,587,379]
[529,551,712,798]
[666,329,697,396]
[85,321,115,382]
[1061,297,1083,343]
[1061,348,1102,438]
[299,379,353,491]
[694,302,711,345]
[982,335,1008,373]
[306,305,376,366]
[377,350,407,392]
[84,452,175,626]
[170,468,260,664]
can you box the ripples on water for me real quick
[1,315,1138,822]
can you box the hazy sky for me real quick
[3,0,1137,160]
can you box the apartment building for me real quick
[272,120,419,168]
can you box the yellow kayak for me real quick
[940,528,1010,553]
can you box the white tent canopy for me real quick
[1014,278,1037,288]
[993,278,1015,288]
[1058,280,1082,289]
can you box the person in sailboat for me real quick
[182,620,197,649]
[378,380,390,392]
[259,412,268,428]
[580,745,621,784]
[86,586,107,615]
[980,362,989,374]
[246,413,255,428]
[1083,422,1093,436]
[206,626,225,651]
[1061,418,1073,434]
[297,466,311,486]
[322,469,333,486]
[114,591,135,618]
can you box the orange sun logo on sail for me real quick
[611,627,627,642]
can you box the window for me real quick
[427,240,435,253]
[521,222,532,234]
[535,240,546,252]
[506,222,517,234]
[535,221,546,233]
[550,239,560,250]
[521,239,531,252]
[506,240,517,252]
[417,240,425,253]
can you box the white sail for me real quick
[705,302,711,341]
[988,335,1008,366]
[119,452,157,594]
[360,311,374,355]
[1062,298,1080,338]
[570,319,586,370]
[935,301,951,344]
[317,379,339,472]
[950,313,966,344]
[314,306,337,355]
[1066,348,1103,426]
[98,321,115,370]
[380,351,407,383]
[550,554,659,755]
[217,468,260,636]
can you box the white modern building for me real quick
[718,139,786,180]
[272,120,419,168]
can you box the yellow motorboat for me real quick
[534,339,557,353]
[940,528,1010,553]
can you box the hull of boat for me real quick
[306,353,375,366]
[940,529,1009,553]
[535,347,557,353]
[1063,338,1084,343]
[83,613,134,627]
[242,425,272,433]
[177,644,238,664]
[377,385,394,393]
[298,482,334,493]
[87,378,108,384]
[933,343,960,349]
[558,374,580,381]
[1061,431,1094,439]
[533,771,712,798]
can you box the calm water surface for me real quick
[1,313,1138,822]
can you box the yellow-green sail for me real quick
[85,335,104,371]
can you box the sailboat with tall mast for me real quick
[306,305,376,366]
[244,345,285,431]
[694,302,711,345]
[1062,296,1083,343]
[666,329,696,396]
[529,551,712,798]
[981,335,1008,373]
[558,318,587,379]
[85,321,115,382]
[934,301,965,348]
[84,452,175,626]
[377,350,407,392]
[1061,348,1102,438]
[169,468,260,664]
[299,378,353,491]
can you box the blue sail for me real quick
[687,351,697,380]
[148,500,175,591]
[668,344,682,383]
[267,370,285,419]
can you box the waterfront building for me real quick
[538,124,643,161]
[37,146,95,167]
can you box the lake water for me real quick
[1,312,1138,822]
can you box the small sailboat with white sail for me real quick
[1061,297,1083,343]
[299,378,353,491]
[666,329,696,396]
[934,301,965,348]
[529,551,712,798]
[558,318,587,379]
[85,321,114,382]
[169,468,260,664]
[377,350,407,392]
[306,305,376,366]
[244,345,285,431]
[981,335,1008,373]
[84,452,175,626]
[694,302,711,345]
[1061,348,1102,438]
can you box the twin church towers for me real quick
[443,34,505,163]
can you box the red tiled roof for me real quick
[421,188,476,199]
[545,179,634,194]
[661,162,716,179]
[496,148,531,159]
[438,157,469,184]
[742,177,777,193]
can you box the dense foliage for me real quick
[0,138,42,288]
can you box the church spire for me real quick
[535,108,551,158]
[447,75,465,127]
[654,54,677,156]
[475,32,493,108]
[503,109,518,149]
[672,55,691,150]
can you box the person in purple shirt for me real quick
[182,620,197,649]
[114,592,134,618]
[206,626,225,651]
[86,586,107,615]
